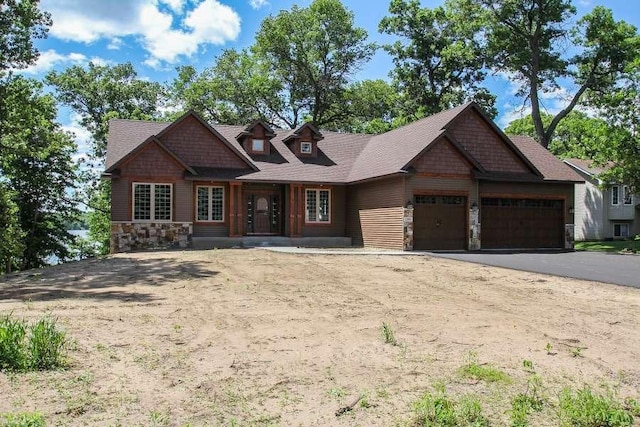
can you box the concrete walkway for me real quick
[264,247,640,288]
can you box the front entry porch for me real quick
[192,236,352,249]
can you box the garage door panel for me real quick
[481,198,563,249]
[414,195,466,250]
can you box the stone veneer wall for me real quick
[111,222,193,253]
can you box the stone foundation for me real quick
[110,222,193,253]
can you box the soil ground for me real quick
[0,248,639,426]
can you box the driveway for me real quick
[428,251,640,288]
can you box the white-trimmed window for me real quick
[623,185,633,205]
[196,186,224,222]
[611,186,620,205]
[252,139,264,152]
[133,183,172,221]
[305,189,330,223]
[300,141,312,154]
[614,223,630,238]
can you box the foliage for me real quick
[0,412,45,427]
[381,322,398,346]
[169,0,378,132]
[504,111,612,159]
[459,351,512,383]
[0,183,24,274]
[0,0,51,71]
[0,75,78,271]
[510,363,545,426]
[86,179,111,255]
[379,0,496,119]
[479,0,640,148]
[413,386,489,427]
[0,314,67,372]
[558,386,635,427]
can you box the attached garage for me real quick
[481,198,564,249]
[413,195,467,250]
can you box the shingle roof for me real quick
[509,136,584,182]
[105,104,583,185]
[563,158,614,177]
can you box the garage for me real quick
[481,198,564,249]
[413,195,467,250]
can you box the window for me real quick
[300,142,312,154]
[305,189,330,223]
[623,186,633,205]
[133,183,172,221]
[196,186,224,222]
[252,139,264,152]
[614,223,630,238]
[612,186,620,205]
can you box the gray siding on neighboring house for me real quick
[573,172,606,241]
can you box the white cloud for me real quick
[498,103,531,129]
[21,49,87,74]
[41,0,241,67]
[249,0,269,9]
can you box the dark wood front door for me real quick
[413,195,467,250]
[246,190,281,235]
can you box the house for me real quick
[563,158,639,240]
[103,102,583,253]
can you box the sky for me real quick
[22,0,640,158]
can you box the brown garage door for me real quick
[481,198,564,249]
[414,195,467,250]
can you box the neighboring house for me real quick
[103,102,583,253]
[563,159,639,240]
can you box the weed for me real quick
[359,390,371,409]
[149,409,171,427]
[0,314,67,371]
[570,347,584,358]
[459,351,511,383]
[413,386,489,426]
[327,387,348,400]
[545,342,554,355]
[381,322,397,346]
[558,386,635,427]
[27,316,66,370]
[522,359,535,373]
[510,375,545,427]
[0,412,45,427]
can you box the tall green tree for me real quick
[46,62,164,254]
[0,0,51,70]
[0,183,23,273]
[379,0,497,119]
[480,1,640,148]
[0,75,78,270]
[505,111,611,159]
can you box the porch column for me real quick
[230,182,242,237]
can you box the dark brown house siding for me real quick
[346,176,405,249]
[451,110,529,173]
[111,142,191,222]
[406,176,477,205]
[160,115,249,169]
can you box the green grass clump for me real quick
[381,322,398,346]
[0,412,45,427]
[558,386,635,427]
[459,351,511,383]
[413,386,489,427]
[0,314,67,371]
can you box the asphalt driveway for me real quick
[428,251,640,288]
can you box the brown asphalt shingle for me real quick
[105,119,172,170]
[563,158,613,177]
[509,136,584,182]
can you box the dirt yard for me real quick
[0,249,639,426]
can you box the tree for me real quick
[0,0,51,70]
[0,75,78,270]
[0,183,23,273]
[480,0,640,147]
[46,62,163,159]
[47,62,164,254]
[379,0,497,119]
[505,110,611,159]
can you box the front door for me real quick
[246,190,281,235]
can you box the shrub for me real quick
[558,386,635,427]
[0,314,66,372]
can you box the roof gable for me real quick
[510,137,583,182]
[410,137,475,176]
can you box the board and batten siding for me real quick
[346,176,405,249]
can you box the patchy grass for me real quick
[412,386,489,427]
[558,386,635,427]
[458,351,512,384]
[575,239,640,254]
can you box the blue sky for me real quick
[24,0,640,156]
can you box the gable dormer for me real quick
[282,122,323,158]
[236,120,276,156]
